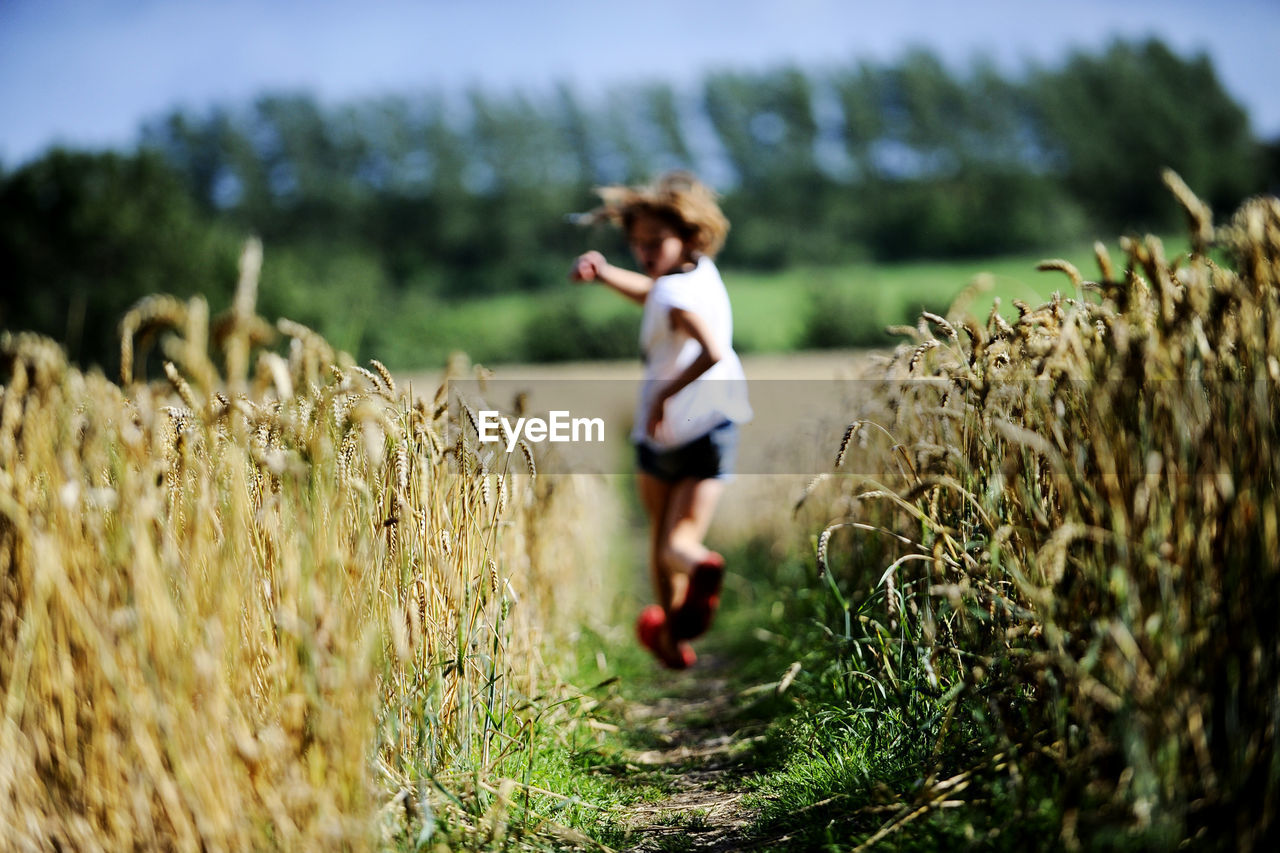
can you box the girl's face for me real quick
[628,215,689,279]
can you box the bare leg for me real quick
[637,472,676,609]
[662,477,726,640]
[660,477,724,585]
[636,472,702,666]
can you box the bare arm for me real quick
[569,251,653,305]
[646,307,725,438]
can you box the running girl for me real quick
[570,171,751,669]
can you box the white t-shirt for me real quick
[633,256,752,449]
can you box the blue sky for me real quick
[2,0,1279,167]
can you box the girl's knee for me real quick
[659,539,698,576]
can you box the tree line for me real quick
[2,38,1277,369]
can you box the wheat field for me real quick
[797,172,1280,847]
[0,241,614,850]
[4,172,1278,850]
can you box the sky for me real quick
[2,0,1280,168]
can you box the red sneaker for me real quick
[671,552,725,640]
[636,605,696,669]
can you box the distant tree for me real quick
[553,84,599,186]
[141,107,242,212]
[833,61,889,182]
[1030,39,1259,229]
[0,149,239,370]
[1260,136,1280,195]
[892,49,969,171]
[703,67,818,186]
[596,86,664,184]
[642,83,696,171]
[121,38,1270,317]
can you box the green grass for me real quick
[722,233,1185,353]
[455,428,1200,849]
[508,521,1068,852]
[405,465,1075,851]
[405,224,1216,850]
[486,528,863,848]
[396,235,1188,368]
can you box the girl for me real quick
[570,172,751,669]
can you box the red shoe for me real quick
[671,552,725,641]
[636,605,696,669]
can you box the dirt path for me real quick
[604,653,777,853]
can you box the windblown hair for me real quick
[584,171,730,258]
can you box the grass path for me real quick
[606,652,765,852]
[571,571,813,853]
[398,352,878,849]
[534,429,848,851]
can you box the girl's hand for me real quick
[646,393,670,442]
[569,253,653,305]
[570,251,607,283]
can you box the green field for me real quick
[402,234,1187,369]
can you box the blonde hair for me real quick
[583,171,730,258]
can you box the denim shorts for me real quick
[635,420,739,482]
